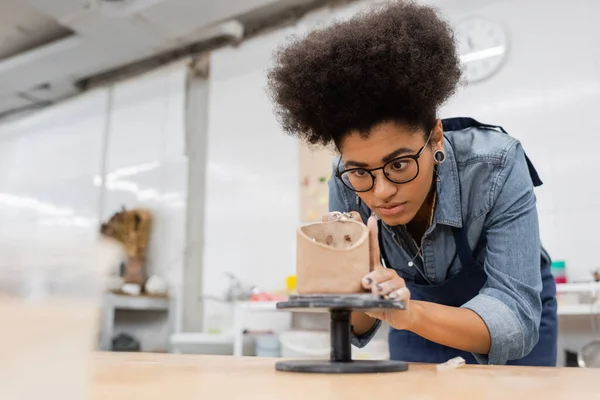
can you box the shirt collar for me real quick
[435,136,462,227]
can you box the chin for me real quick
[378,211,415,227]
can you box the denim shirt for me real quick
[328,125,546,365]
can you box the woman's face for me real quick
[338,120,444,226]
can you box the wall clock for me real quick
[455,16,508,84]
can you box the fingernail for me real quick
[376,284,383,292]
[388,291,398,299]
[363,277,372,285]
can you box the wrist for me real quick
[386,301,420,331]
[406,300,423,333]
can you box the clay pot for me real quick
[296,219,370,294]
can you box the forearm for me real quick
[351,311,378,336]
[408,300,491,355]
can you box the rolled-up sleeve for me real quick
[351,319,382,348]
[461,142,542,365]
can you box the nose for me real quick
[372,171,397,201]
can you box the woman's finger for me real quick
[322,211,361,222]
[372,276,407,296]
[373,280,399,296]
[347,211,361,221]
[361,268,399,289]
[367,215,381,271]
[387,287,410,301]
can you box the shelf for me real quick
[100,293,171,351]
[558,304,600,316]
[105,293,170,311]
[556,282,600,294]
[170,332,234,345]
[235,301,279,311]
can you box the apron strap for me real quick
[442,117,507,134]
[452,226,477,268]
[441,117,543,187]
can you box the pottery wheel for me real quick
[275,294,409,374]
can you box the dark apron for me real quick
[380,117,558,366]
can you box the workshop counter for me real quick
[93,352,596,400]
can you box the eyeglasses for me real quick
[335,130,433,193]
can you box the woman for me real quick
[267,1,557,366]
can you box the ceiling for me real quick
[0,0,327,121]
[0,0,507,122]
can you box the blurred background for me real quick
[0,0,599,367]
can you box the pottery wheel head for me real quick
[300,220,368,249]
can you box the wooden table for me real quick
[93,352,597,400]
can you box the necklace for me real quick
[407,188,437,268]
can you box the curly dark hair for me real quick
[267,0,462,148]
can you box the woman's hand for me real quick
[322,211,413,331]
[321,211,362,223]
[362,215,413,330]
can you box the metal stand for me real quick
[275,294,409,374]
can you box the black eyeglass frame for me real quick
[335,130,434,193]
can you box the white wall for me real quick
[0,89,108,262]
[0,61,190,352]
[438,0,600,283]
[202,26,301,328]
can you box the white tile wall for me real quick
[0,90,108,189]
[0,89,108,252]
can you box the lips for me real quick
[375,202,407,216]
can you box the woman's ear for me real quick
[432,119,444,150]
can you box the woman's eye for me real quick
[391,161,407,170]
[350,169,368,177]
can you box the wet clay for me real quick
[296,219,370,294]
